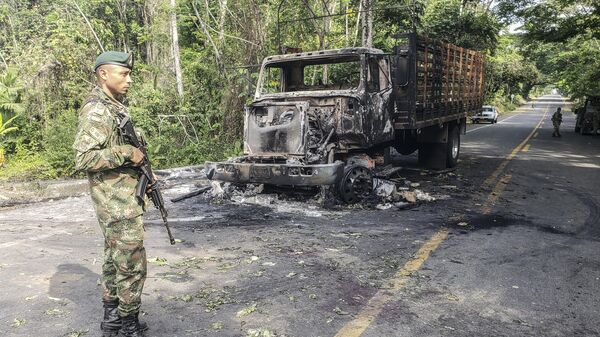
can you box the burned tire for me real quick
[336,165,373,203]
[418,143,446,170]
[446,125,460,168]
[418,125,460,169]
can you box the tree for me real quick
[420,0,501,53]
[0,68,22,167]
[515,0,600,97]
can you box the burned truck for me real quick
[574,96,599,135]
[206,34,485,202]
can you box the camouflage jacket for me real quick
[551,112,562,125]
[73,86,145,224]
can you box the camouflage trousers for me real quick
[99,216,147,317]
[552,122,561,137]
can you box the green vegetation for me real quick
[0,0,595,180]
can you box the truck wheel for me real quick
[418,143,446,170]
[336,165,373,203]
[446,125,460,168]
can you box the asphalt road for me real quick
[1,94,599,337]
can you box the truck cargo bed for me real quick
[393,34,485,129]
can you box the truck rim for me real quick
[338,165,373,203]
[452,137,459,159]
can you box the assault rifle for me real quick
[117,113,176,245]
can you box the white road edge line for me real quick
[466,113,522,134]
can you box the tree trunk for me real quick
[361,0,373,48]
[170,0,184,98]
[192,1,224,74]
[354,0,362,46]
[219,0,227,45]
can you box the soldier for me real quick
[551,107,563,137]
[73,51,149,337]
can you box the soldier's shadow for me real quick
[48,263,101,327]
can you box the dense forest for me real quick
[0,0,598,180]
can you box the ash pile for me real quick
[168,165,440,211]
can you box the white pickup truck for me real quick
[471,105,498,124]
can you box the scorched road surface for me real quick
[1,95,599,337]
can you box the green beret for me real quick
[94,51,134,71]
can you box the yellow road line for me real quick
[333,228,449,337]
[481,174,512,215]
[482,106,548,189]
[522,144,530,152]
[333,103,555,337]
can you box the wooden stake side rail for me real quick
[394,34,485,129]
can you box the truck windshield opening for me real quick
[261,56,361,94]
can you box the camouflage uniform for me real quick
[551,108,562,137]
[73,86,147,317]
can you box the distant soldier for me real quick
[551,107,563,137]
[73,51,149,337]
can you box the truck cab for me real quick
[206,48,394,191]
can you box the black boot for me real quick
[100,300,121,337]
[101,300,148,336]
[118,313,145,337]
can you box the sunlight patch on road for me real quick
[567,163,600,169]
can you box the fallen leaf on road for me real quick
[246,328,276,337]
[446,294,460,301]
[11,318,26,327]
[333,307,349,315]
[64,329,89,337]
[217,262,237,270]
[211,322,224,330]
[45,308,70,317]
[245,256,260,264]
[237,303,258,317]
[148,257,168,266]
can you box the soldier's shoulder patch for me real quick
[81,101,111,123]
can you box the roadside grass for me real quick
[0,150,57,181]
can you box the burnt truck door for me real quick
[363,54,394,146]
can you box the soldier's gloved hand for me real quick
[130,148,145,166]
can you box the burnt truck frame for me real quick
[206,34,485,202]
[574,96,599,135]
